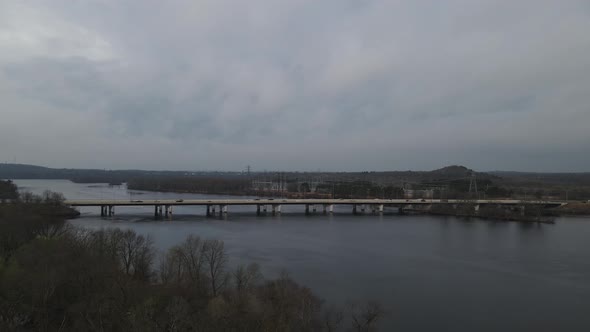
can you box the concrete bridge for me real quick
[63,198,565,218]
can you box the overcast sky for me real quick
[1,1,589,172]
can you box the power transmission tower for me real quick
[468,172,478,199]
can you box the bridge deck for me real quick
[64,198,563,207]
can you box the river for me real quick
[13,179,590,331]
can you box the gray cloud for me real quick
[1,0,589,172]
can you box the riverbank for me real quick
[42,205,81,218]
[0,202,81,219]
[427,210,555,224]
[427,204,556,224]
[554,202,590,215]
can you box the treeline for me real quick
[0,163,243,183]
[314,181,404,199]
[0,193,383,331]
[507,187,590,201]
[432,178,512,199]
[298,179,512,200]
[128,177,252,195]
[0,180,18,201]
[0,182,77,217]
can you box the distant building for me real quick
[403,188,434,199]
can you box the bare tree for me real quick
[19,191,37,204]
[42,190,65,206]
[179,235,206,286]
[233,263,263,293]
[202,239,228,297]
[160,247,184,285]
[349,301,384,332]
[160,235,206,289]
[116,229,155,281]
[322,305,344,332]
[27,214,70,239]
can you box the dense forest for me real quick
[0,182,384,331]
[128,177,252,195]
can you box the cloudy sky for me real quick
[1,0,589,172]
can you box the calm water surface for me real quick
[14,179,590,331]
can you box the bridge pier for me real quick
[66,199,564,219]
[153,205,162,218]
[218,205,225,217]
[270,204,281,215]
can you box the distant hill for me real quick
[0,163,74,179]
[431,165,473,177]
[0,163,245,183]
[3,162,589,188]
[0,163,492,182]
[0,163,132,184]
